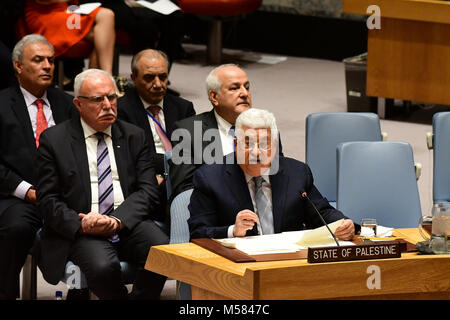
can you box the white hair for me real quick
[205,63,239,96]
[74,69,117,97]
[12,34,54,64]
[235,108,278,135]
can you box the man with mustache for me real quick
[117,49,195,223]
[36,69,168,299]
[169,64,254,202]
[0,34,76,300]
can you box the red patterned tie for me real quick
[35,99,48,148]
[148,105,172,151]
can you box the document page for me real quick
[217,219,354,255]
[67,2,101,15]
[136,0,180,15]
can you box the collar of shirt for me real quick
[214,110,233,137]
[80,117,112,140]
[244,172,271,186]
[20,86,50,108]
[139,96,164,111]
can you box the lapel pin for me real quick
[116,145,120,148]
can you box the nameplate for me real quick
[307,242,401,263]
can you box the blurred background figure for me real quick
[23,0,115,74]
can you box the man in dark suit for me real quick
[117,49,195,222]
[118,49,195,176]
[0,34,76,300]
[188,108,357,240]
[169,64,252,202]
[36,69,168,299]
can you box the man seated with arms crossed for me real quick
[36,69,168,300]
[188,108,357,239]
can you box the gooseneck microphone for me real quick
[300,189,340,247]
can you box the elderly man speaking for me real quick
[188,108,358,240]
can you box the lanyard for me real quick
[145,109,168,137]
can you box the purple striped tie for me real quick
[96,132,119,242]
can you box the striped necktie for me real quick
[253,176,274,234]
[95,132,119,242]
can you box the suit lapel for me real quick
[162,96,177,137]
[11,86,36,150]
[269,160,288,233]
[202,110,223,159]
[46,87,65,124]
[69,118,91,205]
[129,88,155,148]
[225,159,254,211]
[111,122,128,197]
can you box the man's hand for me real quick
[334,219,355,241]
[233,209,259,237]
[25,188,37,204]
[78,212,119,237]
[156,174,164,186]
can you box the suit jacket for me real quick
[188,154,351,239]
[169,110,284,203]
[36,117,160,284]
[117,86,195,173]
[0,85,76,214]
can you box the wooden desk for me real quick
[342,0,450,106]
[145,229,450,299]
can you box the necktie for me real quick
[253,176,274,235]
[95,132,119,242]
[229,125,236,152]
[35,99,48,148]
[148,105,172,151]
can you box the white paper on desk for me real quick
[217,234,301,255]
[360,225,393,238]
[136,0,180,15]
[67,2,101,15]
[295,219,344,247]
[216,219,352,255]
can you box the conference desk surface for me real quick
[343,0,450,106]
[145,229,450,300]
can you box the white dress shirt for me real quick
[13,87,56,200]
[227,173,273,238]
[139,97,166,154]
[214,110,235,156]
[80,118,125,213]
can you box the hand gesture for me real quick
[233,209,259,237]
[334,219,355,241]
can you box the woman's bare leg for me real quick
[89,8,115,74]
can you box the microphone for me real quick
[300,189,340,247]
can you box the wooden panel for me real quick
[191,286,233,300]
[343,0,450,24]
[366,18,450,104]
[252,255,450,299]
[145,243,256,299]
[145,229,450,300]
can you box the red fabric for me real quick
[35,99,47,148]
[178,0,262,17]
[23,0,100,57]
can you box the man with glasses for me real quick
[188,108,357,240]
[0,34,76,300]
[36,69,168,299]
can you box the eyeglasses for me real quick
[78,93,118,104]
[242,140,271,151]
